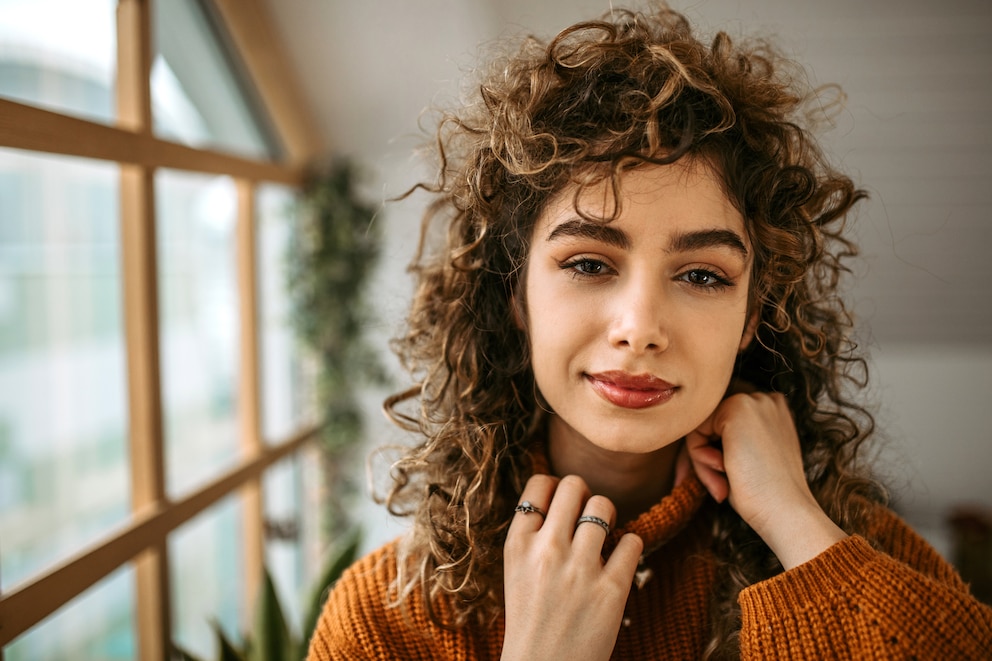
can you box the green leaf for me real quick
[171,642,204,661]
[248,568,296,661]
[298,528,363,657]
[210,619,247,661]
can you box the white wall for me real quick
[869,345,992,556]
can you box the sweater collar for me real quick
[529,443,708,557]
[608,472,706,557]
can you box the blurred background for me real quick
[1,0,989,658]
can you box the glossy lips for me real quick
[585,370,677,409]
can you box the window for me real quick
[0,1,325,659]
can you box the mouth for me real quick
[585,370,678,409]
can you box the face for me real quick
[523,162,754,456]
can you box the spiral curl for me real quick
[381,6,884,655]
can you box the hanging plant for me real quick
[286,160,387,534]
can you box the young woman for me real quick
[307,5,992,659]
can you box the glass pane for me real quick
[263,455,305,638]
[170,494,245,659]
[3,564,135,660]
[257,185,316,444]
[152,0,275,160]
[0,148,129,588]
[157,169,240,497]
[0,0,116,123]
[262,451,326,639]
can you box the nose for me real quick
[607,278,670,354]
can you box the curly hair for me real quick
[381,4,884,657]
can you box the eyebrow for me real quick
[546,219,749,259]
[669,228,749,259]
[546,219,630,249]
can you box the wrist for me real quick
[754,498,847,571]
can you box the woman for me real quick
[307,5,992,659]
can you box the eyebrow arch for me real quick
[669,229,749,259]
[546,219,748,259]
[546,219,630,249]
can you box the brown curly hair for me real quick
[381,4,884,657]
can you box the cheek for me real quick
[687,307,749,374]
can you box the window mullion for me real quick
[117,1,170,660]
[236,179,266,618]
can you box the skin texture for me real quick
[501,163,847,660]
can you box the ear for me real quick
[739,310,759,351]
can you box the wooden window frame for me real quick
[0,1,324,658]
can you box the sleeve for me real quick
[305,544,409,661]
[305,542,457,661]
[737,509,992,660]
[305,561,384,661]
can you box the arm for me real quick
[685,392,992,659]
[738,532,992,660]
[685,391,848,569]
[306,564,382,661]
[305,543,411,661]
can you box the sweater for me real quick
[306,474,992,660]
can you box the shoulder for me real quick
[858,497,968,588]
[306,536,501,660]
[306,537,504,661]
[306,538,413,660]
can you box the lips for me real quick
[585,370,677,409]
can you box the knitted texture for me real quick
[306,477,992,660]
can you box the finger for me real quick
[696,463,729,503]
[509,474,558,535]
[685,428,725,472]
[689,444,725,473]
[685,430,729,503]
[605,532,644,585]
[674,443,691,487]
[572,494,615,556]
[543,474,591,538]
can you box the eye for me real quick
[680,268,732,290]
[573,259,605,275]
[559,257,611,278]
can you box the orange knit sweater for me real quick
[306,475,992,660]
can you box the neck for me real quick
[547,431,681,526]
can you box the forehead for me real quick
[534,161,746,243]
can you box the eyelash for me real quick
[560,257,611,278]
[679,268,733,291]
[558,258,734,291]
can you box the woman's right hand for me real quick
[500,474,643,661]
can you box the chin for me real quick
[587,429,684,456]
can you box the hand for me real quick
[684,390,847,569]
[501,474,643,661]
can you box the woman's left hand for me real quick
[682,390,848,569]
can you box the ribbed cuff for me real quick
[738,535,876,618]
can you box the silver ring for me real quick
[514,500,546,518]
[576,515,610,535]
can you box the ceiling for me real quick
[260,0,992,349]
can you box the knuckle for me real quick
[559,474,590,495]
[526,473,556,492]
[584,494,616,517]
